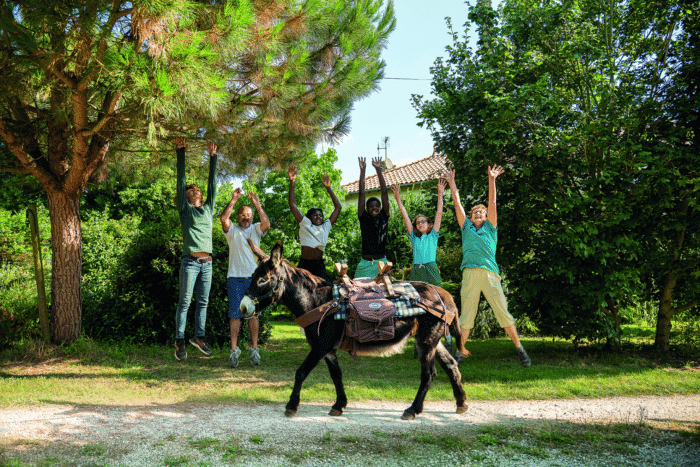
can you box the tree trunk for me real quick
[654,198,689,352]
[654,272,676,352]
[46,189,83,343]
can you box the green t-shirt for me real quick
[176,148,218,256]
[460,219,499,274]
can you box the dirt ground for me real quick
[1,395,699,466]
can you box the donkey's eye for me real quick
[257,277,270,287]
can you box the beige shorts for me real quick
[459,267,516,330]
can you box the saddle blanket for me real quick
[332,281,427,320]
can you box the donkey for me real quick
[240,239,470,420]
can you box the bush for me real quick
[0,206,51,349]
[81,209,273,348]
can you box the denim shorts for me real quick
[227,277,252,319]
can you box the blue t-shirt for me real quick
[408,229,439,264]
[460,219,499,274]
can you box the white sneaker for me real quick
[229,348,241,368]
[249,347,261,366]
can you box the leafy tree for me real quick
[0,0,396,342]
[413,0,699,349]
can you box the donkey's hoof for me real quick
[401,410,416,421]
[456,405,469,414]
[328,408,343,417]
[284,409,297,418]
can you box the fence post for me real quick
[27,203,50,343]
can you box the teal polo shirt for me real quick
[460,219,499,274]
[408,229,439,264]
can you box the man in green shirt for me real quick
[174,137,218,361]
[445,166,531,367]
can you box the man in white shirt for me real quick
[220,188,270,368]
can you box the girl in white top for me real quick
[288,165,342,283]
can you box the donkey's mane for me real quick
[281,259,331,288]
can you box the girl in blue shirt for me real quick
[392,180,451,355]
[391,180,446,286]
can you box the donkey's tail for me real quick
[449,316,470,357]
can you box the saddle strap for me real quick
[295,300,340,328]
[412,298,456,325]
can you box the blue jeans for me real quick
[175,257,213,340]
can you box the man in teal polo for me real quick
[445,166,531,367]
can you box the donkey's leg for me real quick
[402,328,439,420]
[324,351,347,416]
[285,347,327,418]
[434,342,468,414]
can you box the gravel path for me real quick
[1,395,699,466]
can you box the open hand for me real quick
[443,169,456,186]
[437,179,447,195]
[248,191,261,207]
[231,188,243,202]
[488,165,504,179]
[390,184,401,198]
[207,142,217,156]
[372,157,382,169]
[358,157,366,170]
[288,165,297,183]
[321,174,330,188]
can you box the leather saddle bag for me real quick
[344,286,396,343]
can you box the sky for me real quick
[326,0,477,186]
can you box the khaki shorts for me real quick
[459,267,515,330]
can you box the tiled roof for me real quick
[343,151,450,194]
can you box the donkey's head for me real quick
[239,239,288,318]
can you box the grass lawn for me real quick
[0,321,698,408]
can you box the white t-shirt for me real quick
[298,216,332,251]
[223,223,266,278]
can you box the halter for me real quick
[245,274,285,319]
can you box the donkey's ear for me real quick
[270,241,284,266]
[247,238,268,265]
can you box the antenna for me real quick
[377,136,389,159]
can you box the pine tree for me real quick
[0,0,395,342]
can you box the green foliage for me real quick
[80,179,272,347]
[0,205,51,349]
[413,0,700,347]
[0,0,396,343]
[239,148,361,280]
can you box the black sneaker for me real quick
[517,347,531,367]
[175,339,187,361]
[189,336,211,356]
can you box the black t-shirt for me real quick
[359,210,389,257]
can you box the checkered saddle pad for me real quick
[332,281,426,320]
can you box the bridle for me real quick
[245,273,285,319]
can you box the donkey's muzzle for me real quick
[240,296,256,318]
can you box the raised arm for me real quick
[322,174,343,225]
[373,157,390,216]
[204,142,218,206]
[487,165,504,228]
[433,179,447,232]
[175,137,188,211]
[444,170,467,229]
[220,188,242,233]
[287,165,303,223]
[249,192,270,233]
[357,157,366,217]
[391,184,413,234]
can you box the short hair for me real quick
[471,204,487,214]
[173,184,201,207]
[366,197,381,208]
[305,208,323,220]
